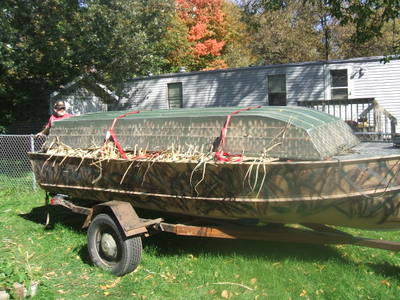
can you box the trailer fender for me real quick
[83,201,148,237]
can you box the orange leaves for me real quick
[189,23,208,41]
[194,39,225,56]
[174,0,227,69]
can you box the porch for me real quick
[297,98,397,142]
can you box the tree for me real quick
[242,0,323,64]
[221,1,258,67]
[158,11,196,73]
[0,0,82,127]
[304,1,400,59]
[176,0,228,70]
[333,19,400,59]
[240,0,400,56]
[322,0,400,44]
[71,0,176,84]
[0,0,175,128]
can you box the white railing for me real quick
[298,98,397,141]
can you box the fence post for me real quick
[30,134,37,191]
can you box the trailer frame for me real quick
[47,194,400,275]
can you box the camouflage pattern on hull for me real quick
[29,153,400,229]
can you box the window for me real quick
[268,74,286,106]
[330,69,348,99]
[167,83,183,108]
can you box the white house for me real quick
[50,76,115,115]
[56,56,400,135]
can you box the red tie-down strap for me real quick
[215,106,262,162]
[104,110,141,159]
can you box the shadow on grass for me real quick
[20,204,94,267]
[18,204,400,277]
[143,231,344,262]
[19,204,86,233]
[78,245,92,266]
[367,263,400,279]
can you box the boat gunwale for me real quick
[28,152,400,166]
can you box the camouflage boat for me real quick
[29,107,400,230]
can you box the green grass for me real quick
[0,158,35,189]
[1,187,400,299]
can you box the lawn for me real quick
[0,159,36,190]
[1,187,400,299]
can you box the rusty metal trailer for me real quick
[48,194,400,276]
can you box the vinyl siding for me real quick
[117,56,400,129]
[286,65,325,104]
[53,87,107,115]
[350,60,400,121]
[121,65,326,108]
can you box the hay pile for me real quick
[43,137,279,195]
[44,137,278,164]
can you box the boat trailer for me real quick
[48,194,400,276]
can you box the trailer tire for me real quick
[87,213,142,276]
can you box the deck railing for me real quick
[297,98,397,141]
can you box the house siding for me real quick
[349,59,400,119]
[120,64,327,109]
[286,65,325,104]
[121,64,332,109]
[54,87,107,115]
[51,80,109,115]
[53,56,399,130]
[118,56,399,129]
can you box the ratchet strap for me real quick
[214,106,262,162]
[104,110,141,159]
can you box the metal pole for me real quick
[30,135,37,191]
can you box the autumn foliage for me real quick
[176,0,227,70]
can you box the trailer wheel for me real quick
[87,213,142,276]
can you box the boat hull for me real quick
[29,153,400,229]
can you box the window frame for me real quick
[267,74,287,106]
[167,82,183,109]
[329,68,350,100]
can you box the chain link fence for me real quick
[0,135,46,190]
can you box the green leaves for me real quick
[0,0,176,127]
[1,0,399,129]
[242,0,400,46]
